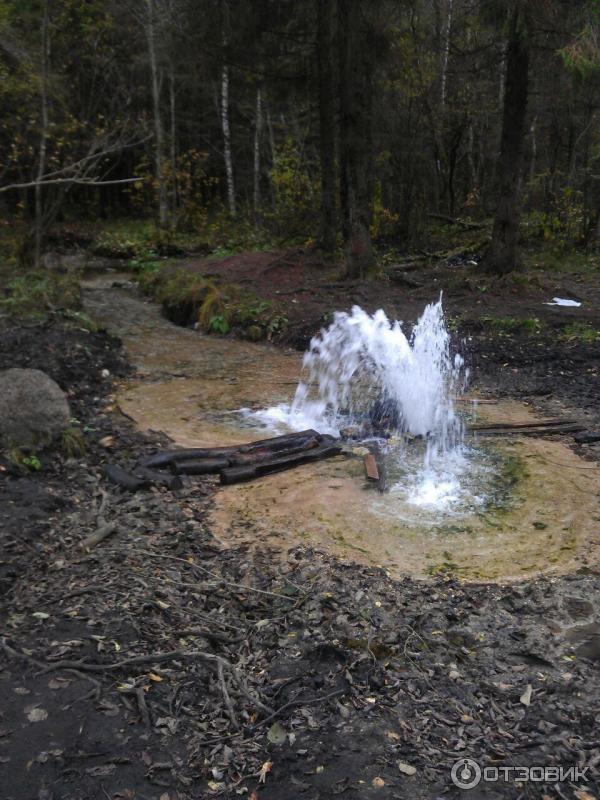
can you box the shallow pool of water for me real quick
[84,279,600,582]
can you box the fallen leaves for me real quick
[266,722,286,746]
[26,707,48,722]
[258,761,272,783]
[397,761,417,776]
[519,684,533,706]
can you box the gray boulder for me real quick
[0,368,71,450]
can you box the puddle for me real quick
[84,280,600,582]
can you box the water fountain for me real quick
[87,283,600,581]
[249,297,476,512]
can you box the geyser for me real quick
[255,297,466,456]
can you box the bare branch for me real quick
[0,176,147,194]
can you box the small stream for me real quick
[84,274,600,582]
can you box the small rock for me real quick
[398,761,417,776]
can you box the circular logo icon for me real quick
[451,758,482,790]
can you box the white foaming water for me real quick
[244,298,474,512]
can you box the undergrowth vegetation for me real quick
[137,262,288,341]
[0,270,82,321]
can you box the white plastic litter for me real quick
[545,297,582,307]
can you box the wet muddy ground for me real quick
[1,261,600,800]
[84,278,600,584]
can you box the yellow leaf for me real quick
[258,761,272,783]
[148,672,163,682]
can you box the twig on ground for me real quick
[34,647,273,715]
[120,548,294,600]
[135,686,152,728]
[218,660,239,729]
[80,522,118,551]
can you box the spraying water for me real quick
[247,297,475,511]
[256,298,465,445]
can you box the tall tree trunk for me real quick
[485,4,530,275]
[221,62,236,215]
[338,0,375,278]
[35,0,50,268]
[145,0,168,229]
[440,0,453,109]
[169,64,177,222]
[316,0,337,253]
[253,86,263,214]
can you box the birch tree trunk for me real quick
[145,0,168,229]
[253,86,262,214]
[221,63,236,215]
[440,0,453,109]
[35,0,50,268]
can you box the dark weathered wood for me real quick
[364,452,379,481]
[133,466,183,490]
[175,457,231,475]
[141,430,323,469]
[470,418,577,432]
[142,447,236,468]
[232,436,321,466]
[240,430,323,454]
[220,443,342,485]
[574,431,600,444]
[369,442,387,493]
[105,464,151,491]
[470,423,584,437]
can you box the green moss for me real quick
[61,427,87,458]
[483,452,529,514]
[561,322,600,344]
[138,262,288,341]
[481,315,542,336]
[6,448,42,473]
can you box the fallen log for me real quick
[574,431,600,445]
[232,436,321,466]
[173,435,323,475]
[469,423,584,437]
[141,429,322,469]
[174,457,231,475]
[220,442,342,485]
[470,418,578,432]
[133,466,183,490]
[105,464,152,491]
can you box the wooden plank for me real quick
[175,457,231,475]
[469,423,584,437]
[470,418,578,432]
[220,443,343,485]
[141,430,323,468]
[574,431,600,444]
[364,453,379,481]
